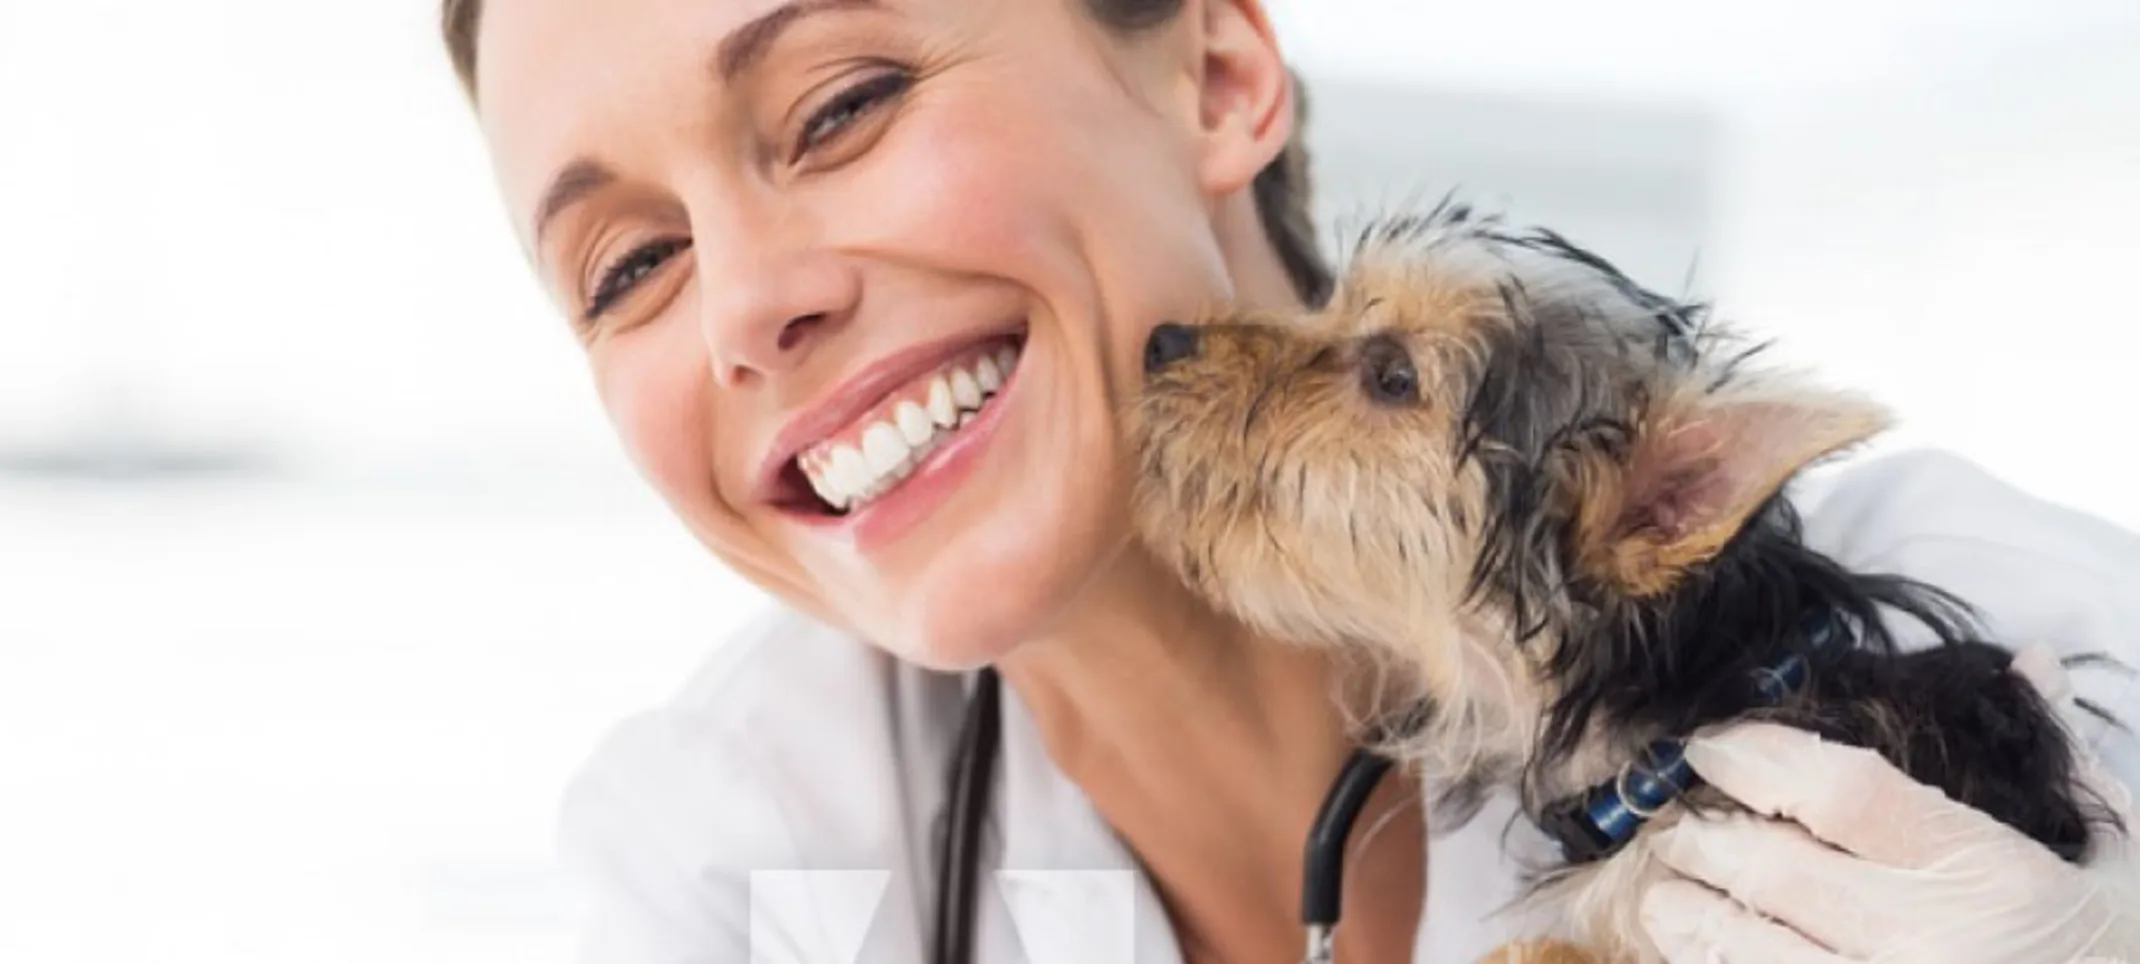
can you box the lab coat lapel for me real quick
[983,682,1187,964]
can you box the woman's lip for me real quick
[754,325,1025,504]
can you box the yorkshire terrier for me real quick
[1129,201,2128,963]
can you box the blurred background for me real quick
[1,1,2134,961]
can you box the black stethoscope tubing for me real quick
[931,666,1003,964]
[927,667,1397,964]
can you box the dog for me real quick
[1128,201,2128,962]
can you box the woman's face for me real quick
[475,0,1288,668]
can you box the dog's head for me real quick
[1130,204,1889,747]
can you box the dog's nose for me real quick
[1144,322,1199,373]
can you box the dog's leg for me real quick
[1476,940,1606,964]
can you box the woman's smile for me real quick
[762,324,1029,551]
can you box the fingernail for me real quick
[1680,737,1746,782]
[1647,819,1700,870]
[1684,723,1800,778]
[1647,826,1686,871]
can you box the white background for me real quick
[1,2,2135,961]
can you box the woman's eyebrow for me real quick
[529,0,879,244]
[532,158,615,247]
[715,0,879,82]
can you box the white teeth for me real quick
[895,402,935,446]
[801,344,1025,513]
[927,377,958,427]
[829,446,868,506]
[862,423,910,476]
[951,369,982,410]
[797,453,833,508]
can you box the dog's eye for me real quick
[1359,335,1420,407]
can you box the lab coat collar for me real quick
[987,678,1189,964]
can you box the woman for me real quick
[443,0,2140,960]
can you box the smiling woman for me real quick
[430,2,2140,963]
[442,0,1331,674]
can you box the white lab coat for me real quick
[555,449,2140,964]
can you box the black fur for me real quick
[1437,219,2128,864]
[1559,498,2112,862]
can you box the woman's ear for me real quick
[1189,0,1292,197]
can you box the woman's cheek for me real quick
[591,327,725,521]
[845,92,1083,283]
[891,81,1230,385]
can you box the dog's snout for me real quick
[1144,322,1200,374]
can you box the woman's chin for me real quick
[874,537,1105,671]
[894,632,1017,674]
[797,387,1127,671]
[889,579,1048,671]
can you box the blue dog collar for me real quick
[1538,609,1840,864]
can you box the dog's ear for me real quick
[1571,382,1889,596]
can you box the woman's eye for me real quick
[791,68,913,163]
[584,237,692,324]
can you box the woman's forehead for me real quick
[476,0,898,239]
[476,0,748,222]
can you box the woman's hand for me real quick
[1636,645,2140,963]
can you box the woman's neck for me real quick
[999,544,1339,778]
[987,192,1419,960]
[996,544,1424,963]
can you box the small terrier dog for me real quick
[1129,201,2125,963]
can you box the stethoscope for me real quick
[925,668,1405,964]
[928,608,1840,964]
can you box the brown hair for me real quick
[441,0,1331,305]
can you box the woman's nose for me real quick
[697,245,860,389]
